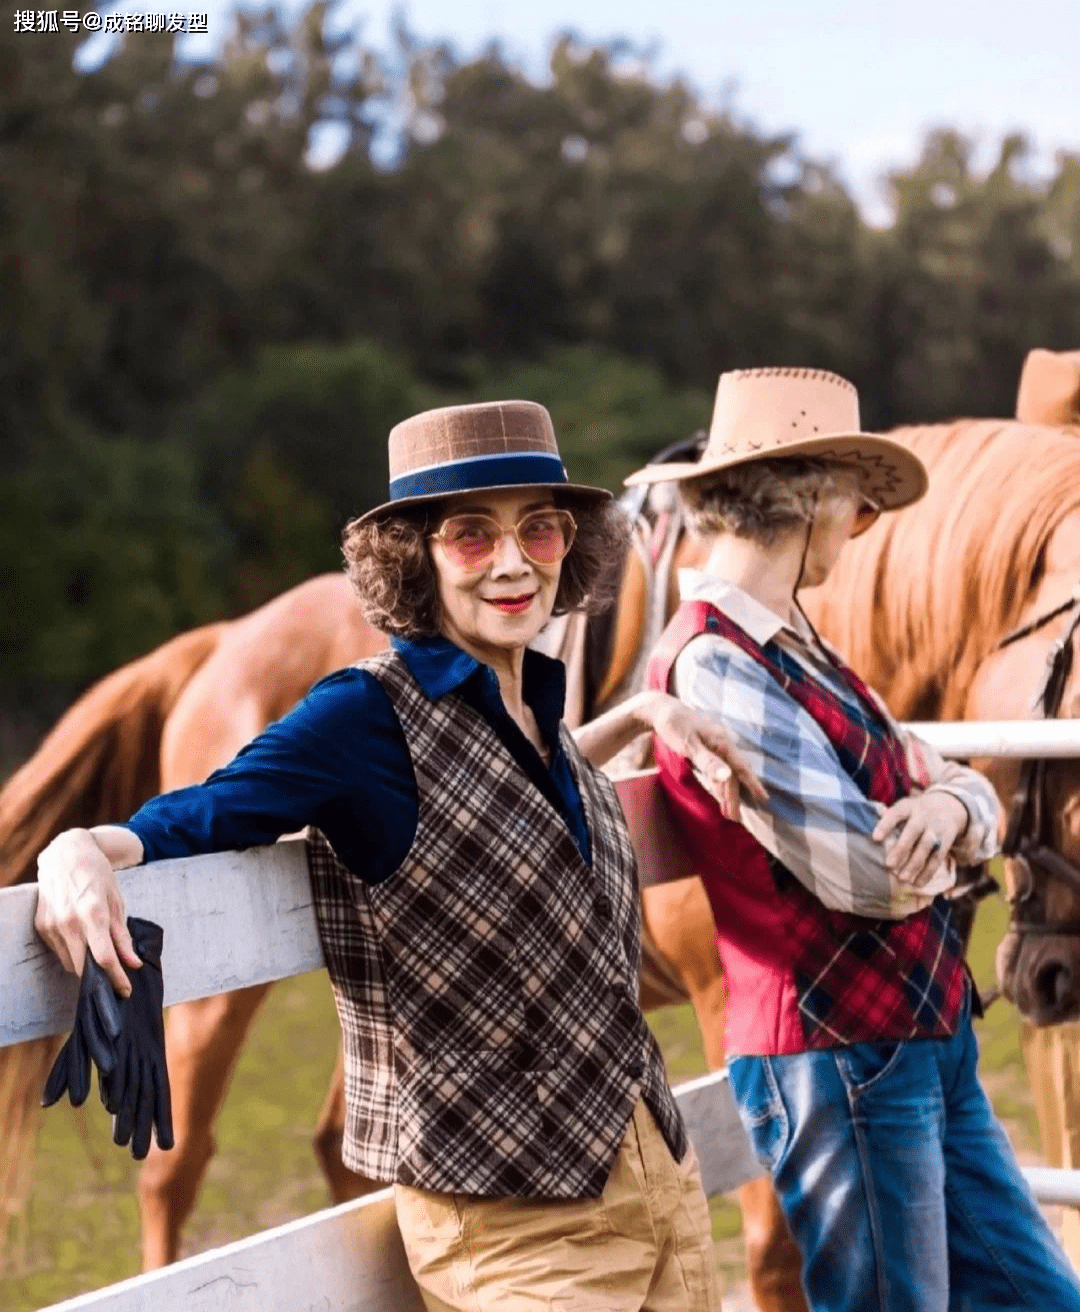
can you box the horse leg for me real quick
[138,985,272,1269]
[312,1046,383,1203]
[737,1176,807,1311]
[1021,1019,1080,1272]
[642,878,808,1312]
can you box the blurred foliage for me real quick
[176,339,432,609]
[2,11,1080,716]
[869,132,1080,426]
[0,430,224,683]
[472,347,712,490]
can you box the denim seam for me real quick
[841,1069,891,1312]
[731,1058,790,1172]
[834,1041,906,1098]
[759,1057,790,1169]
[943,996,1038,1307]
[944,1176,1039,1308]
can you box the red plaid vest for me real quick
[648,600,967,1056]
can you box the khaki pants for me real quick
[1022,1019,1080,1270]
[395,1098,722,1311]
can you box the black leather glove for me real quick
[98,916,174,1160]
[42,949,124,1109]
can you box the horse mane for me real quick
[809,419,1080,720]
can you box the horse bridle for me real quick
[1000,587,1080,938]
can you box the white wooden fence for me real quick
[7,717,1080,1309]
[907,720,1080,759]
[1,842,764,1311]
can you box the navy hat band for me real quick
[388,451,567,502]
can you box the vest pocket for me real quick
[395,1044,549,1185]
[434,1040,556,1074]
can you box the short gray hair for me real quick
[679,457,859,546]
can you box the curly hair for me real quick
[341,492,630,639]
[679,457,860,545]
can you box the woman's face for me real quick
[800,480,874,588]
[429,487,564,662]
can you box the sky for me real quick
[82,0,1080,224]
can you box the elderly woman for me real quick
[33,400,764,1312]
[629,369,1080,1312]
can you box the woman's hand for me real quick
[646,693,767,821]
[872,791,970,888]
[35,828,144,995]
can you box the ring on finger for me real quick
[928,837,942,854]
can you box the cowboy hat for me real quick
[357,399,611,523]
[624,367,928,511]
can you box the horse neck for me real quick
[597,505,709,711]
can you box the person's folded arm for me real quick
[823,647,1001,867]
[893,727,1002,865]
[673,635,948,920]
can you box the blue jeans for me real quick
[728,989,1080,1311]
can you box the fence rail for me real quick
[6,715,1080,1309]
[33,1071,762,1311]
[0,844,762,1310]
[1,843,318,1048]
[907,719,1080,759]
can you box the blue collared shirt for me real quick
[122,635,591,881]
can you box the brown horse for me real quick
[5,349,1080,1298]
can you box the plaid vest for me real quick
[649,601,967,1055]
[305,650,687,1197]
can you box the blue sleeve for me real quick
[121,668,417,882]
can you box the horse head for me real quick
[968,507,1080,1024]
[806,364,1080,1026]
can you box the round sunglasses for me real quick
[429,509,577,569]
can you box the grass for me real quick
[0,878,1045,1309]
[1,971,342,1308]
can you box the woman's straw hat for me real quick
[625,367,928,510]
[358,399,611,523]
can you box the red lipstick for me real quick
[485,593,536,613]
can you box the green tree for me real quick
[178,338,431,609]
[471,345,711,491]
[866,131,1080,425]
[371,34,865,385]
[4,6,1080,714]
[0,429,224,686]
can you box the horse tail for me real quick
[0,621,225,890]
[0,620,224,1259]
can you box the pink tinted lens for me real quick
[441,516,501,565]
[517,511,573,563]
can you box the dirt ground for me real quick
[0,882,1067,1310]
